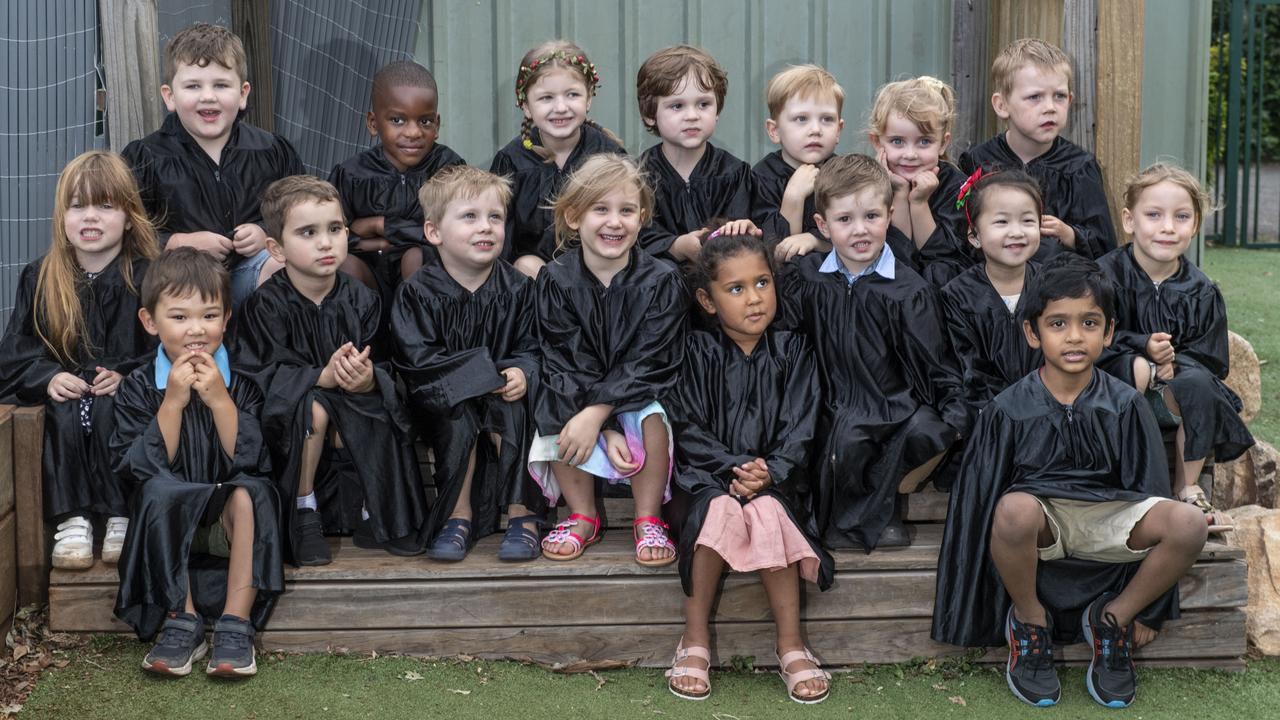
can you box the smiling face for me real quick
[646,69,719,152]
[1024,293,1113,378]
[993,65,1071,154]
[569,184,643,269]
[815,188,891,275]
[696,250,776,353]
[161,61,249,150]
[521,67,591,146]
[871,112,949,181]
[1123,180,1197,273]
[367,84,440,172]
[970,185,1041,272]
[64,192,128,271]
[267,199,348,285]
[140,288,230,362]
[426,187,506,276]
[766,93,844,167]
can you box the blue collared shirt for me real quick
[818,245,897,285]
[154,345,233,389]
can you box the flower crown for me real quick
[514,51,601,107]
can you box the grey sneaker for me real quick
[142,611,207,676]
[206,615,257,677]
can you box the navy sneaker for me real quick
[1082,593,1137,708]
[206,614,257,677]
[294,508,331,566]
[1004,606,1060,707]
[142,611,207,676]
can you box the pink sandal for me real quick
[777,647,831,704]
[633,516,677,567]
[540,513,601,561]
[665,637,711,700]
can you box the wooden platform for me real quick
[48,498,1249,669]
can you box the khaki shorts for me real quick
[191,521,231,558]
[1033,496,1169,563]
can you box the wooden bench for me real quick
[3,404,1248,669]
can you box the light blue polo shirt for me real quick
[817,245,897,285]
[154,345,232,389]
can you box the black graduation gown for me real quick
[1097,246,1254,463]
[778,251,969,549]
[666,328,833,594]
[489,124,627,262]
[111,359,283,641]
[750,150,827,246]
[638,143,754,260]
[533,247,688,436]
[231,271,425,558]
[959,134,1116,260]
[391,258,543,542]
[887,161,976,286]
[932,369,1179,647]
[122,113,303,269]
[328,142,466,290]
[0,255,154,520]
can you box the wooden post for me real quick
[0,407,16,629]
[13,407,47,605]
[99,0,165,151]
[233,0,275,132]
[1095,0,1145,240]
[987,0,1066,135]
[952,0,992,154]
[1062,0,1097,151]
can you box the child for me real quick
[635,45,753,263]
[392,166,544,562]
[233,176,426,566]
[868,76,972,286]
[0,151,159,570]
[750,64,845,262]
[527,155,686,565]
[664,232,833,704]
[1098,163,1255,532]
[122,22,304,307]
[111,247,283,677]
[779,154,967,549]
[933,254,1208,709]
[959,38,1116,260]
[490,40,626,277]
[329,60,466,292]
[941,170,1045,423]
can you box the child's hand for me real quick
[47,372,90,402]
[1145,332,1175,365]
[161,351,199,409]
[232,223,268,257]
[908,166,940,202]
[603,429,639,474]
[775,232,822,263]
[712,219,763,238]
[191,353,232,408]
[1040,215,1077,249]
[669,229,709,262]
[91,366,123,397]
[168,231,235,260]
[336,344,375,393]
[1156,361,1176,382]
[350,216,386,239]
[732,458,773,497]
[556,410,607,466]
[876,148,911,199]
[782,164,820,203]
[493,367,527,402]
[317,343,351,389]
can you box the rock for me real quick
[1225,331,1262,424]
[1224,506,1280,655]
[1216,441,1280,511]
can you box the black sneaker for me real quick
[206,614,257,677]
[1082,593,1137,708]
[876,495,911,548]
[294,507,331,566]
[353,518,425,557]
[142,611,207,676]
[1004,606,1060,707]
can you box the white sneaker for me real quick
[52,516,94,570]
[102,516,129,564]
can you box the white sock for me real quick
[296,493,317,511]
[361,506,370,521]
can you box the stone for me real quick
[1224,505,1280,655]
[1225,331,1262,424]
[1216,441,1280,511]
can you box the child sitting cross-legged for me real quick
[933,253,1210,709]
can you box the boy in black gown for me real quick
[233,177,426,566]
[122,23,303,308]
[329,60,465,294]
[112,248,283,678]
[779,154,968,549]
[392,166,544,562]
[959,39,1116,260]
[932,254,1208,709]
[635,45,753,263]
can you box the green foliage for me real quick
[1209,0,1280,168]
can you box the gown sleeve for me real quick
[232,293,323,437]
[110,371,174,486]
[533,275,604,431]
[895,285,970,434]
[1117,393,1173,496]
[1177,284,1231,378]
[0,263,63,403]
[667,344,754,492]
[763,337,820,487]
[1062,157,1116,259]
[582,273,689,412]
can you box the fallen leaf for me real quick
[402,671,424,682]
[949,696,967,706]
[11,646,27,662]
[448,689,471,695]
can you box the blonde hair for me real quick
[867,76,956,148]
[766,64,845,119]
[636,45,728,136]
[992,38,1073,98]
[814,153,894,215]
[552,155,654,252]
[515,40,621,163]
[419,165,513,224]
[260,175,342,241]
[38,151,160,366]
[1123,162,1215,235]
[164,22,248,84]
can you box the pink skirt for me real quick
[695,495,820,584]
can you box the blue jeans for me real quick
[229,249,272,309]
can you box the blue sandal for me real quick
[497,515,544,563]
[425,518,473,562]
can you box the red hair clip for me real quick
[955,167,985,227]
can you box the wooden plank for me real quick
[99,0,165,151]
[0,406,13,515]
[987,0,1066,135]
[257,610,1245,668]
[13,406,47,605]
[951,0,991,154]
[1061,0,1097,151]
[0,511,16,628]
[231,0,274,132]
[1094,0,1144,240]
